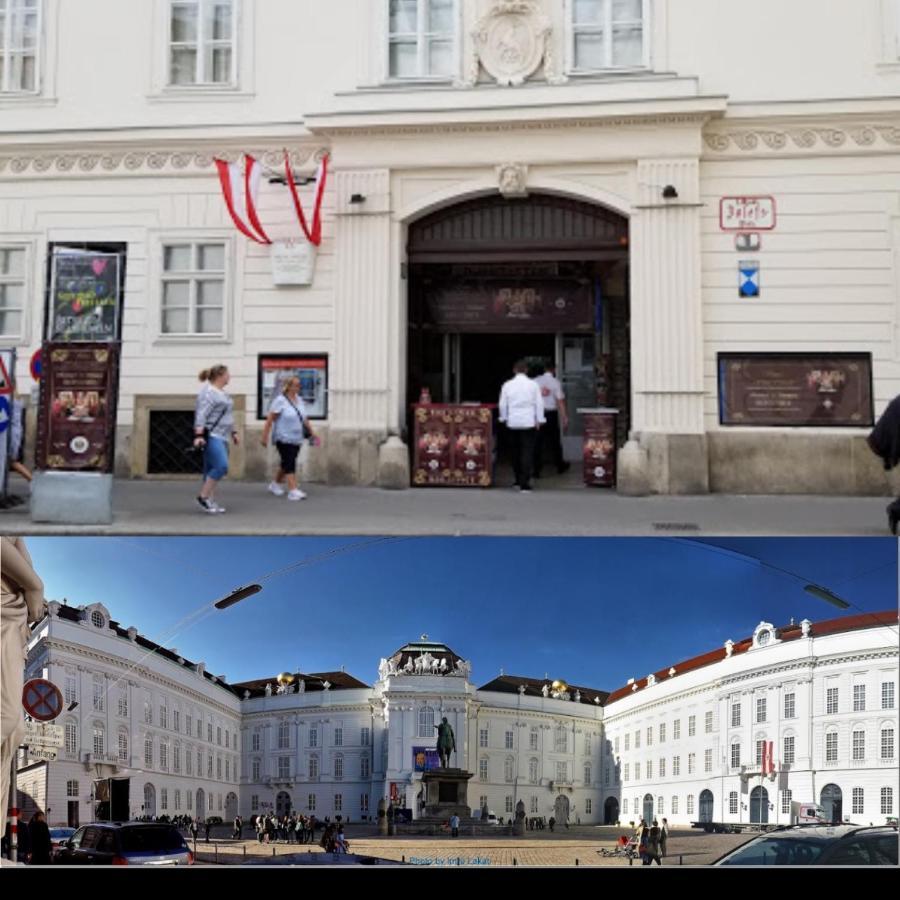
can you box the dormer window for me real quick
[757,629,771,647]
[387,0,456,80]
[569,0,649,73]
[752,621,780,650]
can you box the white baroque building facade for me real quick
[19,603,898,829]
[1,0,899,495]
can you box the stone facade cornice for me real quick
[0,143,328,179]
[703,122,900,155]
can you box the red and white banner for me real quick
[215,155,272,246]
[285,151,328,247]
[761,740,776,775]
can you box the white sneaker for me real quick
[211,501,227,514]
[287,489,307,501]
[268,482,286,496]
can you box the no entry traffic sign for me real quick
[30,348,42,381]
[22,678,63,722]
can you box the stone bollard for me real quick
[616,433,651,497]
[377,435,410,490]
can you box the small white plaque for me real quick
[271,240,317,286]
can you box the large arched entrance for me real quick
[642,794,654,824]
[821,784,843,824]
[276,792,292,817]
[604,797,619,825]
[407,193,630,483]
[225,792,238,820]
[143,783,156,818]
[554,794,570,825]
[699,790,714,823]
[750,787,770,824]
[196,788,205,820]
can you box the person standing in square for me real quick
[533,361,570,478]
[499,361,545,493]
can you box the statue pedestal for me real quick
[421,768,474,819]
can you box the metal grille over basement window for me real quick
[148,410,204,475]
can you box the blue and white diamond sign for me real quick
[739,261,760,297]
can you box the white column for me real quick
[630,158,705,434]
[329,169,393,483]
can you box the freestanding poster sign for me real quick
[31,244,126,524]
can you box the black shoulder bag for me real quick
[185,404,228,459]
[286,398,313,441]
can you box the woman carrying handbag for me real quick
[261,375,318,501]
[193,365,239,514]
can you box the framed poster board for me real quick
[412,404,494,488]
[413,747,441,772]
[718,353,874,427]
[257,354,328,420]
[36,343,120,472]
[46,244,126,342]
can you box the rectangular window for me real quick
[197,750,202,774]
[505,795,513,814]
[479,728,488,748]
[162,241,226,335]
[556,761,567,782]
[388,0,456,80]
[825,732,838,762]
[334,756,343,779]
[659,758,666,778]
[624,733,630,751]
[207,754,213,777]
[334,727,343,747]
[197,719,202,739]
[624,763,629,782]
[604,766,609,785]
[252,758,260,781]
[361,727,370,746]
[479,758,488,781]
[671,796,678,815]
[530,796,539,814]
[584,764,591,784]
[207,723,213,743]
[65,675,77,705]
[659,723,666,744]
[783,736,795,765]
[187,792,193,810]
[92,679,104,712]
[145,739,153,767]
[216,756,222,779]
[174,789,181,810]
[614,736,619,754]
[882,682,895,709]
[309,728,318,748]
[278,723,289,750]
[756,698,767,724]
[217,726,222,746]
[0,1,40,93]
[852,788,864,815]
[852,730,865,761]
[687,795,694,815]
[784,693,796,719]
[584,734,592,755]
[704,749,712,773]
[225,759,229,780]
[118,733,128,762]
[826,687,839,715]
[634,730,640,749]
[881,787,893,815]
[688,716,696,737]
[173,710,180,732]
[117,694,128,718]
[634,762,640,781]
[505,731,513,750]
[570,0,646,71]
[672,756,680,776]
[530,729,538,751]
[161,788,168,811]
[66,779,79,798]
[278,757,290,778]
[361,756,370,778]
[555,728,567,753]
[159,705,167,730]
[853,685,866,712]
[251,732,260,752]
[585,798,592,815]
[731,704,741,728]
[731,743,741,768]
[729,792,738,815]
[160,743,168,770]
[251,795,258,811]
[755,740,764,765]
[688,753,695,774]
[65,723,77,754]
[169,0,235,86]
[705,711,713,734]
[361,794,369,813]
[144,701,153,725]
[673,720,681,741]
[309,756,318,778]
[186,714,192,734]
[225,731,229,748]
[646,727,652,747]
[882,728,895,760]
[782,789,792,814]
[308,794,316,811]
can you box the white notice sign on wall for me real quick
[271,240,317,286]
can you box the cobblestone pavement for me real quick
[191,826,750,867]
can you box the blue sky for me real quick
[22,537,897,692]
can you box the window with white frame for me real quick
[207,754,212,777]
[624,763,629,782]
[225,758,229,780]
[309,727,318,748]
[277,722,289,750]
[784,692,796,719]
[826,686,839,714]
[556,761,567,782]
[252,758,261,780]
[479,727,488,748]
[504,757,514,782]
[161,788,168,811]
[479,795,488,810]
[687,753,695,774]
[756,698,767,723]
[417,707,434,738]
[92,724,104,756]
[251,731,260,752]
[585,797,592,816]
[505,730,514,750]
[479,758,488,781]
[198,719,203,739]
[782,789,792,814]
[704,749,712,773]
[387,0,456,80]
[173,744,180,773]
[334,755,344,779]
[659,723,666,743]
[361,794,369,813]
[159,704,167,730]
[881,786,893,815]
[883,682,895,709]
[186,748,192,776]
[145,738,153,768]
[278,756,290,779]
[92,677,104,712]
[881,726,895,760]
[174,788,181,810]
[216,756,221,779]
[555,726,567,753]
[361,727,370,746]
[852,729,866,761]
[624,733,630,751]
[64,674,77,705]
[659,757,665,778]
[168,0,235,86]
[530,796,539,813]
[852,787,864,815]
[584,764,591,784]
[0,1,40,93]
[688,715,696,737]
[529,758,539,783]
[686,794,694,815]
[530,728,539,751]
[144,701,153,725]
[361,756,370,778]
[585,733,592,755]
[634,729,640,749]
[308,794,316,811]
[118,732,128,762]
[853,684,866,712]
[160,742,168,771]
[65,722,77,754]
[671,796,678,814]
[825,731,838,762]
[705,711,714,733]
[505,795,513,814]
[783,735,795,765]
[66,779,78,798]
[731,703,741,728]
[216,726,221,745]
[672,756,680,776]
[731,742,741,768]
[309,755,318,778]
[161,242,226,335]
[729,792,738,815]
[569,0,647,72]
[634,762,640,780]
[623,798,628,814]
[646,727,653,746]
[673,719,680,740]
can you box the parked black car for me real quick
[712,824,898,866]
[55,822,193,866]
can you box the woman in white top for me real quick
[260,376,318,501]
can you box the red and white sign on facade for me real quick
[720,196,777,231]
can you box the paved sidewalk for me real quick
[0,479,894,536]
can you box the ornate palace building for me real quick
[18,601,898,828]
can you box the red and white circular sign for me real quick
[22,678,63,722]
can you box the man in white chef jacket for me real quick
[533,361,571,478]
[498,360,546,492]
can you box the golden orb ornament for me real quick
[551,679,569,692]
[277,672,295,686]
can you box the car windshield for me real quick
[719,836,830,866]
[118,827,186,853]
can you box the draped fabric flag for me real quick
[285,152,329,247]
[215,155,272,246]
[761,740,776,775]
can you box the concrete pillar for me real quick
[328,169,396,486]
[630,157,709,494]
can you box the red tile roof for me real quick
[604,610,897,706]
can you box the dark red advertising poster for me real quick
[582,411,617,487]
[412,405,494,487]
[36,343,120,472]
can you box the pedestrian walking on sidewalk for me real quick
[28,811,52,865]
[660,817,668,858]
[499,360,546,493]
[867,393,900,534]
[261,376,317,503]
[193,365,239,515]
[533,361,570,479]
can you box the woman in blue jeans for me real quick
[193,365,239,514]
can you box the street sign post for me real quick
[22,678,64,722]
[22,721,65,748]
[23,747,58,762]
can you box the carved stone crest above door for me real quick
[467,1,562,87]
